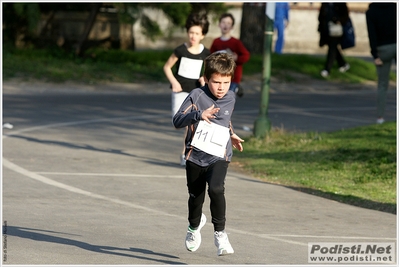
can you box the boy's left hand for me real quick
[231,134,244,152]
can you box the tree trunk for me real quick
[240,2,266,54]
[119,23,135,50]
[75,3,101,56]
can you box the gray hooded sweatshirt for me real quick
[173,85,236,167]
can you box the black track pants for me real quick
[324,36,346,72]
[185,160,229,232]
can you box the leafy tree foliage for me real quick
[2,2,227,54]
[3,3,41,46]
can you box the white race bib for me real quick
[178,57,203,79]
[191,120,230,158]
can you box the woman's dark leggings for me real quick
[324,36,346,72]
[186,160,229,232]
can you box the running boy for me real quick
[173,52,244,256]
[164,12,211,166]
[210,13,250,97]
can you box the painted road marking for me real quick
[3,113,395,248]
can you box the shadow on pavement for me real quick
[288,186,396,215]
[5,226,185,265]
[6,134,183,169]
[231,174,396,214]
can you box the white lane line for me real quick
[2,157,307,246]
[35,172,185,179]
[2,158,180,217]
[2,114,169,137]
[3,115,395,247]
[3,158,394,247]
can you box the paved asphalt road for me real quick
[2,80,397,265]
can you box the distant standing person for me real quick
[163,12,211,166]
[366,3,397,124]
[318,2,350,78]
[274,2,290,54]
[210,13,250,97]
[173,52,244,256]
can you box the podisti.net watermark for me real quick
[308,242,395,264]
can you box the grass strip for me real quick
[233,122,397,214]
[3,47,396,84]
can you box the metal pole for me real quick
[253,2,275,138]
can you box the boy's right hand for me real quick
[201,104,220,124]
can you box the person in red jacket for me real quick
[210,13,250,97]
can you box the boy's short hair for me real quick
[219,13,235,26]
[185,12,209,35]
[204,52,236,80]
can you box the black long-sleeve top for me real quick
[366,3,397,59]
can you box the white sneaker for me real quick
[214,230,234,256]
[376,118,385,124]
[185,213,206,252]
[339,63,350,73]
[180,154,186,166]
[320,70,329,78]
